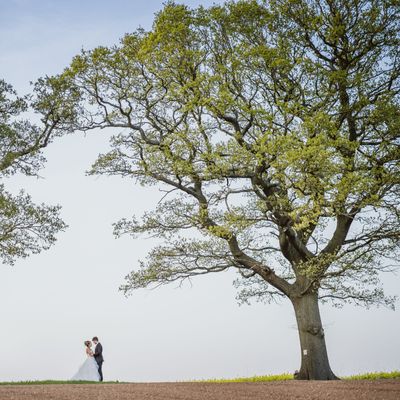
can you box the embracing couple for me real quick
[72,336,104,382]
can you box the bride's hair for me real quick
[84,340,91,347]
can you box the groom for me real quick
[92,336,104,382]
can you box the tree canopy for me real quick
[0,78,75,264]
[46,0,400,306]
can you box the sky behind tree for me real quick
[0,0,399,382]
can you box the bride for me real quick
[71,340,100,381]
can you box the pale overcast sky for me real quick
[0,0,399,382]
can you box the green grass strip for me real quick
[1,371,399,385]
[0,380,122,386]
[343,371,400,380]
[199,370,400,383]
[200,373,294,383]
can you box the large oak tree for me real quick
[40,0,399,379]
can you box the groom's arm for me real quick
[94,344,103,357]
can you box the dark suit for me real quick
[93,342,104,381]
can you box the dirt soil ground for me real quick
[0,380,399,400]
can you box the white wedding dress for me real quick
[71,351,100,381]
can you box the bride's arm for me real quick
[86,347,94,357]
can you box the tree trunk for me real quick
[291,292,338,380]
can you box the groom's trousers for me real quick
[97,362,103,382]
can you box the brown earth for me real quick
[0,380,399,400]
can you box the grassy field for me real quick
[0,371,399,385]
